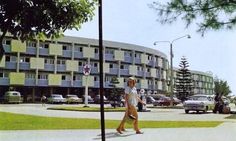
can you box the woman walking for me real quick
[116,77,146,134]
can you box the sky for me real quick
[65,0,236,95]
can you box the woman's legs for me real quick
[129,105,141,133]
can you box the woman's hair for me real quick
[127,77,136,86]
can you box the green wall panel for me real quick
[9,72,25,85]
[11,40,26,52]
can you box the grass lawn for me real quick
[225,114,236,119]
[47,106,126,112]
[0,112,222,130]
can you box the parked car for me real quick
[82,95,94,104]
[183,94,215,114]
[110,97,125,107]
[3,91,22,104]
[146,96,156,104]
[94,95,109,104]
[66,94,82,104]
[47,94,66,104]
[153,96,181,106]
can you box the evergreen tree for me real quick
[214,77,232,96]
[175,56,193,101]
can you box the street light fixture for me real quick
[154,34,191,106]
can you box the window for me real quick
[62,75,66,80]
[5,56,10,62]
[120,65,124,69]
[45,59,54,64]
[57,60,65,65]
[3,39,11,45]
[38,74,48,80]
[94,62,98,67]
[94,77,97,81]
[27,41,36,47]
[39,43,49,48]
[109,64,113,68]
[0,72,3,77]
[26,73,35,79]
[78,61,84,66]
[63,45,67,50]
[80,47,83,52]
[95,48,98,53]
[20,57,30,63]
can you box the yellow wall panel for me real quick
[30,57,45,69]
[82,75,94,87]
[9,72,25,85]
[141,79,148,89]
[141,54,148,64]
[129,65,137,75]
[116,77,124,88]
[114,50,124,61]
[66,60,78,71]
[11,40,26,53]
[48,74,61,86]
[102,63,109,73]
[0,55,5,67]
[151,68,156,77]
[49,44,62,56]
[83,48,95,58]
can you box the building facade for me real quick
[0,36,169,102]
[173,69,214,95]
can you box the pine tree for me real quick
[175,56,193,101]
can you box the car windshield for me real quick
[189,96,208,101]
[67,95,78,98]
[52,95,62,98]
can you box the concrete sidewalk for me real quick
[0,122,236,141]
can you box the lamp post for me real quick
[154,34,191,106]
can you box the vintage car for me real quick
[3,91,23,104]
[65,94,83,104]
[47,94,66,104]
[183,94,215,114]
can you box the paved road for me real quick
[0,104,236,141]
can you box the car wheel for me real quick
[185,110,189,114]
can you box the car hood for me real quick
[184,100,207,104]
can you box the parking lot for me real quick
[0,103,235,121]
[0,104,236,141]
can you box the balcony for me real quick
[5,62,17,69]
[94,53,99,60]
[62,80,71,87]
[105,54,114,61]
[26,47,37,55]
[148,60,155,67]
[0,78,9,85]
[19,62,30,70]
[39,48,49,56]
[38,79,48,86]
[25,79,36,86]
[135,58,141,64]
[148,84,154,90]
[120,69,129,76]
[73,80,82,87]
[57,65,66,72]
[137,70,144,77]
[62,50,72,58]
[91,67,98,74]
[3,45,11,53]
[145,72,151,78]
[74,51,83,59]
[94,81,99,88]
[109,68,119,75]
[124,56,132,63]
[44,64,54,71]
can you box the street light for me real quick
[154,34,191,106]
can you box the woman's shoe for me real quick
[136,131,144,134]
[116,128,123,134]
